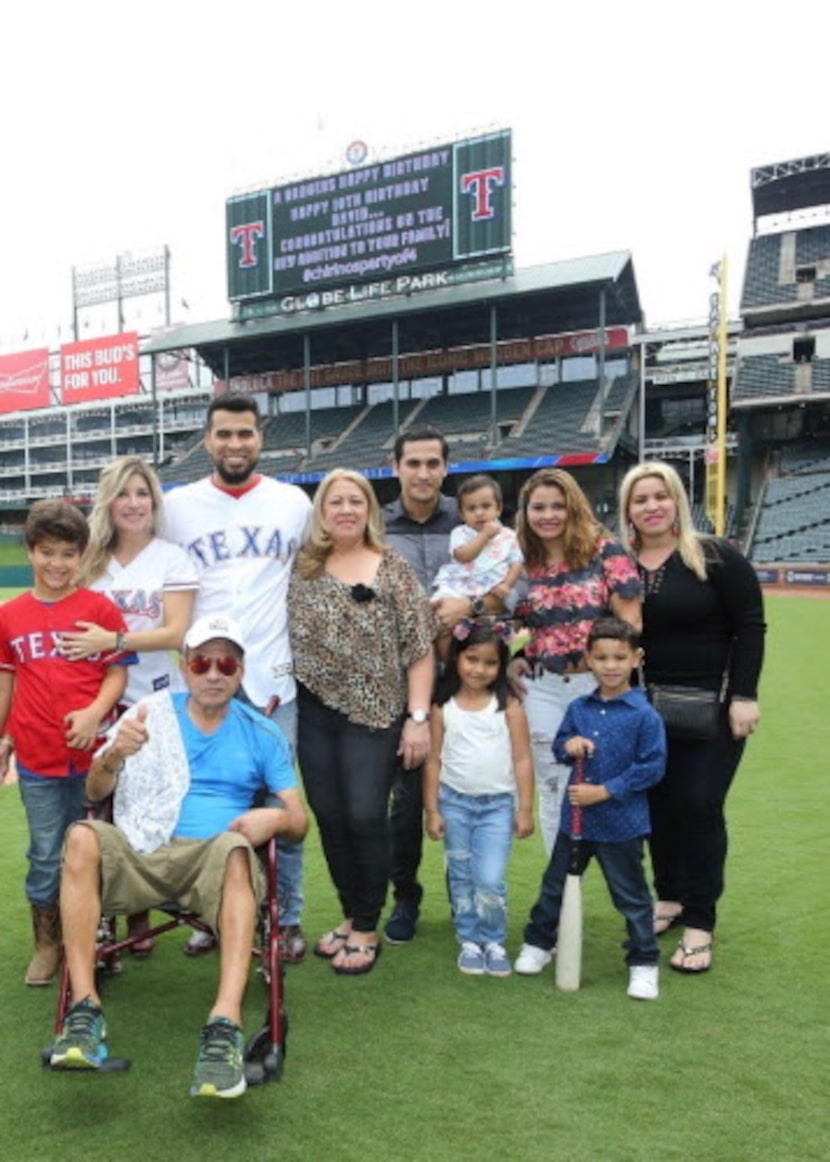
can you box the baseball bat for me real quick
[555,756,585,992]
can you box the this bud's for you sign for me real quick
[60,333,140,403]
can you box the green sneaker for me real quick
[50,997,108,1069]
[190,1017,246,1098]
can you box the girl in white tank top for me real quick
[423,619,534,976]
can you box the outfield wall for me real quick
[0,566,31,587]
[755,565,830,588]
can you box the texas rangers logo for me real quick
[460,167,505,221]
[230,221,265,268]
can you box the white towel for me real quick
[107,691,191,853]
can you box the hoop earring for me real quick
[672,520,680,537]
[628,521,640,547]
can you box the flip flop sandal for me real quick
[313,929,350,959]
[653,912,683,936]
[670,940,713,974]
[332,943,382,976]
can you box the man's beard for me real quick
[214,458,256,486]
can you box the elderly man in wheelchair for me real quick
[47,614,308,1099]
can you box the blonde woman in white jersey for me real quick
[61,455,198,953]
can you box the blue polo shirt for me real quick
[553,686,666,843]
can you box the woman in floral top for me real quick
[288,469,435,976]
[512,469,643,852]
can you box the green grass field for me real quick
[0,540,25,562]
[0,595,826,1161]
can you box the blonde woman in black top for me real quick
[619,462,765,974]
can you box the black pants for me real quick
[297,686,401,933]
[388,762,425,906]
[648,708,746,933]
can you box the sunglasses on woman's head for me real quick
[187,654,241,677]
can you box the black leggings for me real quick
[297,685,401,933]
[648,707,746,933]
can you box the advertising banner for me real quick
[215,326,629,395]
[153,349,192,393]
[783,568,830,586]
[59,332,140,404]
[0,348,51,413]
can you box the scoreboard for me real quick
[227,130,511,313]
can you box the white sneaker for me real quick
[514,943,553,975]
[184,929,217,957]
[628,965,659,1000]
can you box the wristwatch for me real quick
[407,709,429,724]
[470,597,486,617]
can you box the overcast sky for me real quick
[2,0,828,352]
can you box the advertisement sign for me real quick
[0,348,51,413]
[234,259,511,320]
[214,326,629,396]
[784,568,830,586]
[753,567,780,585]
[227,131,512,305]
[59,332,140,404]
[153,349,192,393]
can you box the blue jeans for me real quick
[235,692,303,927]
[18,772,87,906]
[524,831,658,967]
[440,784,514,947]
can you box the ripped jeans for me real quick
[524,669,596,855]
[439,784,514,948]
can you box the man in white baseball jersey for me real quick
[164,393,312,961]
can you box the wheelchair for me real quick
[43,835,287,1086]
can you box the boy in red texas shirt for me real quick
[0,500,134,986]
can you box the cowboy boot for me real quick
[25,902,62,986]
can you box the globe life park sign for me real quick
[226,131,512,319]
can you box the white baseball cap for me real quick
[184,615,246,653]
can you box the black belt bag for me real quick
[647,684,720,741]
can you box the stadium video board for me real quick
[226,131,511,314]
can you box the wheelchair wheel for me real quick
[244,1014,287,1085]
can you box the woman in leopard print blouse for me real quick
[288,469,436,976]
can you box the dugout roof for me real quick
[144,253,642,380]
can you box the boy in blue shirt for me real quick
[514,617,666,999]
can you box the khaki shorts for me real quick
[74,821,265,935]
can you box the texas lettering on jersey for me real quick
[8,630,105,665]
[184,524,300,569]
[108,588,163,620]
